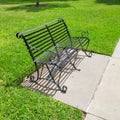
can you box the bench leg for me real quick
[30,64,44,82]
[69,50,80,71]
[45,64,67,93]
[83,50,92,57]
[30,69,40,82]
[64,48,80,71]
[70,62,80,71]
[78,36,92,57]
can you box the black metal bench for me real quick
[16,18,92,93]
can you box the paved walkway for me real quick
[22,39,120,120]
[85,39,120,120]
[53,53,110,111]
[54,39,120,120]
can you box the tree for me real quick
[36,0,40,7]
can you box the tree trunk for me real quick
[36,0,40,7]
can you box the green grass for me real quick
[0,0,120,119]
[0,86,83,120]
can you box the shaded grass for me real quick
[96,0,120,5]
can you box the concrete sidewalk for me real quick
[22,39,120,120]
[53,39,120,120]
[53,53,110,111]
[85,40,120,120]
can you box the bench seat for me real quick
[16,18,92,93]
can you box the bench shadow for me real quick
[21,53,86,96]
[5,3,71,12]
[95,0,120,5]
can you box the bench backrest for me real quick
[16,18,71,63]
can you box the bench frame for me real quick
[16,18,92,93]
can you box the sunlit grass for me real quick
[0,86,83,120]
[0,0,120,85]
[0,0,120,119]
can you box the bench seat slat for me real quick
[28,35,51,46]
[31,38,53,48]
[26,31,50,41]
[51,30,68,39]
[48,22,64,29]
[24,27,47,38]
[47,20,62,28]
[51,27,67,36]
[53,35,69,45]
[49,24,65,32]
[33,45,55,59]
[31,41,53,55]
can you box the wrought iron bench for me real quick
[16,18,92,93]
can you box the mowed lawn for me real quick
[0,0,120,119]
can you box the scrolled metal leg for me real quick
[84,50,92,57]
[30,64,40,82]
[30,76,36,82]
[57,66,68,93]
[45,63,68,93]
[61,85,67,93]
